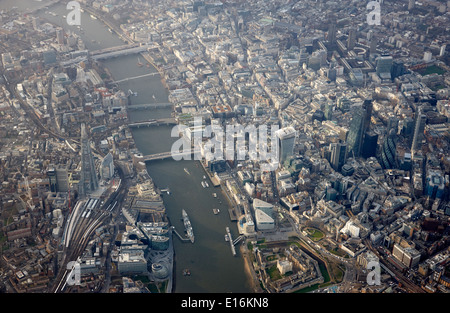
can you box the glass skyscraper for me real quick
[380,133,397,169]
[330,142,347,172]
[275,126,296,166]
[346,99,372,158]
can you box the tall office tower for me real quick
[330,142,347,172]
[78,123,99,198]
[48,166,69,192]
[425,172,445,199]
[369,37,378,55]
[347,27,356,51]
[423,51,432,62]
[346,99,372,158]
[324,101,333,120]
[391,61,406,79]
[327,15,337,45]
[440,44,446,57]
[48,167,57,193]
[55,166,69,192]
[411,107,427,159]
[101,152,115,180]
[275,126,297,166]
[379,131,397,169]
[376,55,393,80]
[56,28,65,45]
[403,117,415,144]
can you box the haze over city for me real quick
[0,0,449,300]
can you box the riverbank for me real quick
[240,241,264,293]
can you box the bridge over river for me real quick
[128,118,177,128]
[142,149,201,162]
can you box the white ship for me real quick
[182,209,194,243]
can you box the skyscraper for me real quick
[48,167,57,193]
[330,142,347,172]
[101,152,115,180]
[55,166,69,192]
[327,15,337,45]
[56,28,65,45]
[369,37,377,55]
[346,99,372,157]
[347,27,356,51]
[379,131,397,169]
[275,126,296,166]
[48,165,69,193]
[376,55,393,80]
[78,123,99,197]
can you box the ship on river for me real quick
[182,209,194,243]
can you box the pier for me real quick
[171,226,190,242]
[226,227,236,256]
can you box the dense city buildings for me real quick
[0,0,449,296]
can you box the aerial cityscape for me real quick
[0,0,449,297]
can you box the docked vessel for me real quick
[182,209,194,243]
[90,14,97,20]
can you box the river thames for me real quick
[7,0,253,293]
